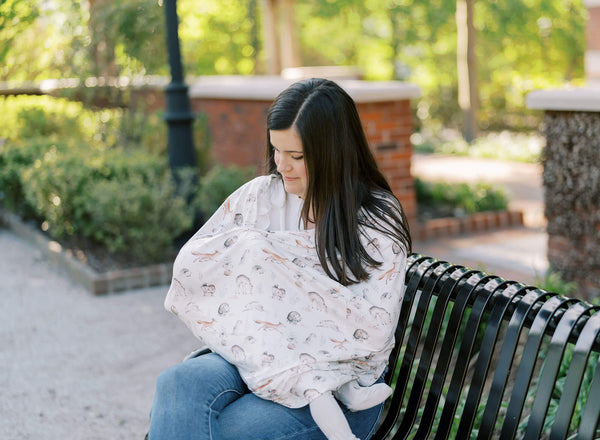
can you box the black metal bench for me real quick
[372,254,600,440]
[151,253,600,439]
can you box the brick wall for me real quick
[191,99,271,171]
[190,96,417,227]
[357,100,415,225]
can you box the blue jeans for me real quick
[149,353,384,440]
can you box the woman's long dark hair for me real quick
[266,78,411,286]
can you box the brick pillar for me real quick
[357,100,416,228]
[192,97,416,227]
[191,99,271,172]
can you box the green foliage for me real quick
[0,94,177,157]
[299,0,585,130]
[0,0,587,133]
[196,164,256,217]
[534,271,578,297]
[82,170,192,263]
[0,138,64,217]
[515,342,599,439]
[0,137,195,265]
[1,0,78,80]
[87,0,167,77]
[0,93,232,265]
[179,0,260,75]
[0,0,38,65]
[415,178,509,216]
[0,95,94,142]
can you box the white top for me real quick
[165,175,407,408]
[526,87,600,112]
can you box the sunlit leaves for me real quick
[0,0,38,65]
[178,0,259,75]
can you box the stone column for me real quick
[527,91,600,300]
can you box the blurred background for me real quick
[0,0,585,131]
[1,0,596,291]
[0,0,586,263]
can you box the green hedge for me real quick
[0,95,255,266]
[0,95,95,142]
[415,178,509,215]
[195,164,256,217]
[0,137,196,265]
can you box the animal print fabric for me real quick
[165,175,407,408]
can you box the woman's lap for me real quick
[219,391,383,440]
[150,353,384,440]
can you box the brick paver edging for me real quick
[0,209,172,295]
[414,210,524,241]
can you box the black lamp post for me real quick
[164,0,197,177]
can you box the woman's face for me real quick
[270,127,308,199]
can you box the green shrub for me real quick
[415,178,509,216]
[534,271,578,297]
[0,96,214,266]
[0,95,93,142]
[0,138,67,216]
[83,171,193,263]
[196,164,256,217]
[0,136,195,265]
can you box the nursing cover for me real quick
[165,175,407,408]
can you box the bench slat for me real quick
[550,310,600,440]
[578,349,600,439]
[500,295,571,439]
[523,302,592,440]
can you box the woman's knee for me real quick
[155,353,245,398]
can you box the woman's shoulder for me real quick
[229,174,281,200]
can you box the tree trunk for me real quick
[456,0,478,143]
[249,0,261,74]
[262,0,281,74]
[279,0,301,70]
[87,0,119,78]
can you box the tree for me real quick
[86,0,167,78]
[0,0,39,78]
[456,0,478,142]
[178,0,261,75]
[0,0,38,63]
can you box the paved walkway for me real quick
[0,154,548,439]
[0,231,199,439]
[412,154,547,284]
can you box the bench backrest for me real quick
[371,254,600,440]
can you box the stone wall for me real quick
[543,111,600,299]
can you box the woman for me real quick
[149,78,411,440]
